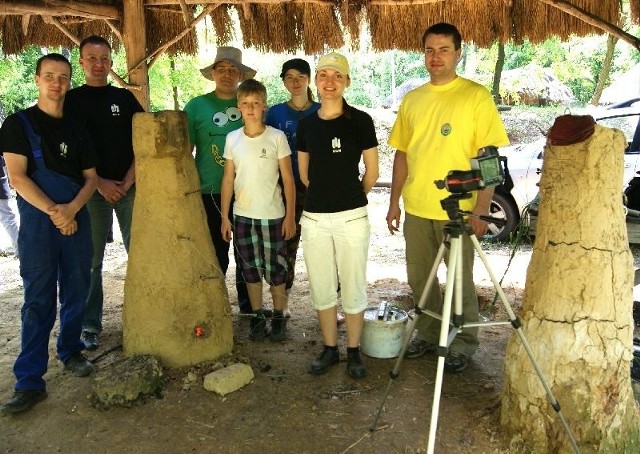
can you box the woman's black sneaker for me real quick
[347,348,367,378]
[310,347,339,375]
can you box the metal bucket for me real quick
[361,303,409,359]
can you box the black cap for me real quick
[280,58,311,79]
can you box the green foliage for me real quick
[147,54,209,111]
[553,37,613,104]
[0,48,43,117]
[504,40,536,69]
[477,34,634,105]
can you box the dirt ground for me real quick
[0,187,548,453]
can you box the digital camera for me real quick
[435,146,504,193]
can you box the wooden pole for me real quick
[122,0,150,110]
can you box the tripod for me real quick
[370,193,579,453]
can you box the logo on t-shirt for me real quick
[59,142,68,158]
[111,104,120,116]
[260,148,267,159]
[332,137,342,153]
[212,107,241,127]
[441,123,452,136]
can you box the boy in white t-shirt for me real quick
[220,79,296,342]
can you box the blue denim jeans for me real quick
[83,187,135,333]
[14,169,91,391]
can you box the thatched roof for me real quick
[0,0,637,57]
[500,63,575,105]
[2,0,635,109]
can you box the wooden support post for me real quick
[122,0,149,109]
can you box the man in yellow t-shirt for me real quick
[386,22,509,373]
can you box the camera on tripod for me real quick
[435,146,504,193]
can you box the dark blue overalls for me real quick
[13,112,92,391]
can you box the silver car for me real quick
[486,104,640,241]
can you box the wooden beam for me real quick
[242,1,252,20]
[125,4,217,77]
[105,19,123,42]
[178,0,193,26]
[145,0,443,5]
[44,0,120,19]
[122,0,150,109]
[0,1,119,20]
[45,16,139,91]
[21,14,30,36]
[536,0,640,51]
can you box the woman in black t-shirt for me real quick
[297,52,379,379]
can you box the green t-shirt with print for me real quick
[184,92,243,194]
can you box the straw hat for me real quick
[200,46,257,81]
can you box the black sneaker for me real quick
[81,331,99,351]
[347,349,367,379]
[64,353,95,377]
[404,338,437,359]
[239,306,253,315]
[310,347,340,375]
[269,315,287,342]
[248,314,269,340]
[0,390,48,415]
[444,351,469,373]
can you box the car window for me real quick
[597,112,640,154]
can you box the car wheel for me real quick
[482,192,520,242]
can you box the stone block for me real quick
[91,355,163,408]
[203,363,254,396]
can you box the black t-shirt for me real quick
[297,106,378,213]
[64,84,144,180]
[0,106,97,185]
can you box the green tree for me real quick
[0,47,44,118]
[147,53,209,111]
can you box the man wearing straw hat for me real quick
[184,47,255,314]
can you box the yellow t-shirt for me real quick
[388,77,510,220]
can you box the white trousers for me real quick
[300,206,370,314]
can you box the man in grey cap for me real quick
[184,46,255,313]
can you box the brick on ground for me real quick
[203,363,254,396]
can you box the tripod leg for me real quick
[427,235,461,454]
[469,234,579,452]
[370,236,450,431]
[453,230,465,328]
